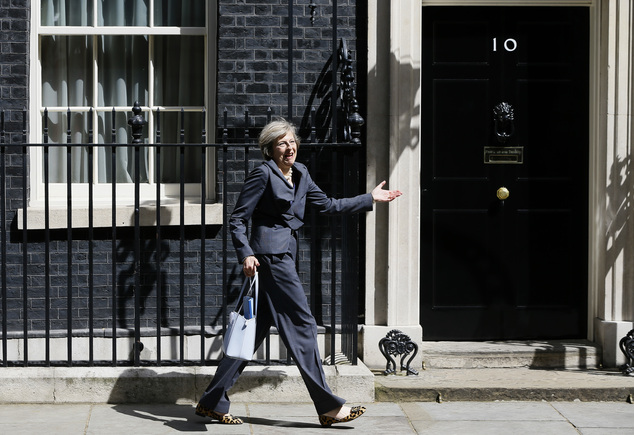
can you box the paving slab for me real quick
[551,402,634,430]
[1,401,633,434]
[403,401,576,434]
[89,403,219,434]
[0,404,92,435]
[412,420,579,435]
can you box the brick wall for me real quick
[1,0,362,342]
[0,0,29,221]
[216,0,362,325]
[216,0,358,139]
[0,0,29,119]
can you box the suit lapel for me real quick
[263,160,305,230]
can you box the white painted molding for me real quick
[387,0,422,326]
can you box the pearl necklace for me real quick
[284,168,293,184]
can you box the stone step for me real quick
[374,367,634,403]
[419,340,602,370]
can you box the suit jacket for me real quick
[230,160,373,261]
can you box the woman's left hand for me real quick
[372,181,403,202]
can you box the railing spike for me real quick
[310,107,316,143]
[88,108,93,143]
[43,108,49,144]
[222,108,228,144]
[201,108,206,143]
[180,107,185,144]
[111,107,116,143]
[67,108,71,144]
[244,109,249,141]
[156,107,161,144]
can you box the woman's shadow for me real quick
[111,403,333,431]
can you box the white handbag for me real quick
[222,272,259,361]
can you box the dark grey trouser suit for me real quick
[198,236,345,415]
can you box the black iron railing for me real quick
[0,105,363,367]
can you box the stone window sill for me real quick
[17,202,223,230]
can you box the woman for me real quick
[196,118,402,426]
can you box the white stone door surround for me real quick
[362,0,634,369]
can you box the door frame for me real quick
[419,0,599,340]
[360,0,603,367]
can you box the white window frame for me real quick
[26,1,219,228]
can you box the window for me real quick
[30,0,214,208]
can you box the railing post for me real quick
[179,108,186,365]
[21,110,28,366]
[88,108,94,366]
[155,108,163,365]
[111,107,118,365]
[66,108,73,366]
[1,110,6,367]
[43,109,51,365]
[200,108,207,364]
[128,101,147,366]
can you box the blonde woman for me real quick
[196,118,401,426]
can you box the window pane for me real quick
[154,0,205,27]
[98,36,149,107]
[43,111,91,183]
[99,0,149,26]
[97,110,149,183]
[42,36,93,107]
[41,0,93,26]
[156,112,202,183]
[154,36,204,107]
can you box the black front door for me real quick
[421,6,589,340]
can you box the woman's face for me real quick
[272,131,297,171]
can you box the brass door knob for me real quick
[497,187,509,200]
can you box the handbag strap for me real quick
[234,272,259,315]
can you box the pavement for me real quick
[2,368,634,434]
[1,399,634,434]
[3,340,634,434]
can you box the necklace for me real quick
[284,168,293,184]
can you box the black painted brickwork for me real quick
[216,0,362,326]
[1,1,362,337]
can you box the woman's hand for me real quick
[371,181,403,203]
[242,255,260,277]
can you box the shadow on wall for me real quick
[108,366,290,405]
[605,155,634,321]
[115,207,172,330]
[365,49,420,326]
[116,236,170,330]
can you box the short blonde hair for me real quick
[258,118,300,160]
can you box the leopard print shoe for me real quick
[195,403,243,424]
[318,405,366,427]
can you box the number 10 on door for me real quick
[493,38,517,52]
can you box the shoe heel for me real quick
[319,415,335,427]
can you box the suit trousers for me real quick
[198,236,346,415]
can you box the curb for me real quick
[0,363,375,404]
